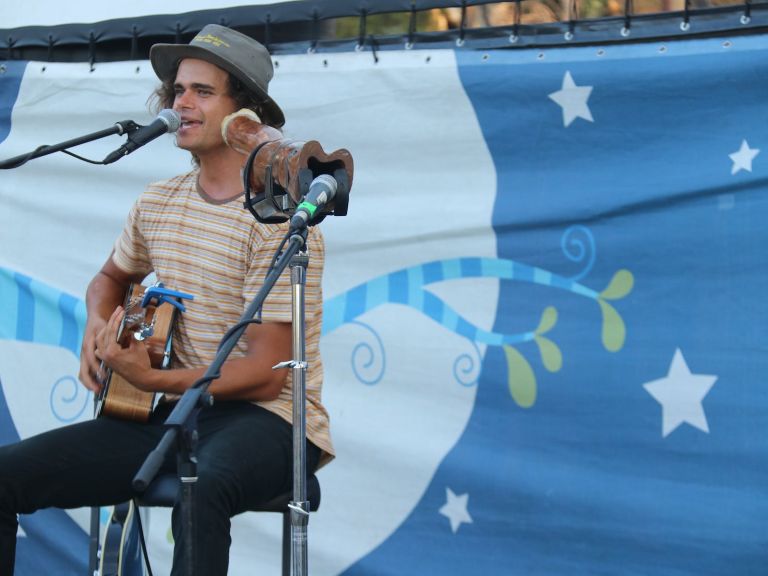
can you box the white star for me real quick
[729,140,760,175]
[643,349,717,437]
[548,71,594,127]
[17,524,26,538]
[439,487,473,534]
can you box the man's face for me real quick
[172,58,239,157]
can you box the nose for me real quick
[174,89,192,110]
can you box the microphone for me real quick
[290,174,338,229]
[102,109,180,164]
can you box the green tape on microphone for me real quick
[297,201,318,216]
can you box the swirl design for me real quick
[561,225,596,281]
[49,375,90,423]
[349,321,386,385]
[453,341,482,387]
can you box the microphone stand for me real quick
[0,120,138,169]
[132,226,311,576]
[286,245,311,576]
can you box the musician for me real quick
[0,24,333,575]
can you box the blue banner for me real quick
[345,36,768,575]
[0,33,766,576]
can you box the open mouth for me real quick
[179,119,201,131]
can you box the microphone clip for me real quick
[115,120,141,135]
[225,110,353,226]
[244,167,350,226]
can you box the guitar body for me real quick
[96,283,178,422]
[99,372,157,423]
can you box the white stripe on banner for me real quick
[274,49,497,574]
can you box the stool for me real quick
[92,473,321,576]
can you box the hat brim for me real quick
[150,43,285,128]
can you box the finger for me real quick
[79,317,110,393]
[106,306,125,336]
[83,344,104,378]
[97,308,122,354]
[110,305,124,321]
[78,362,103,393]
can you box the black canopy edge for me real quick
[0,0,765,62]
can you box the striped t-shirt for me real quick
[112,170,333,466]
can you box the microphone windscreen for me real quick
[158,109,181,133]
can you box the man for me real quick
[0,24,332,575]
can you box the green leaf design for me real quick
[598,299,626,352]
[534,335,563,372]
[599,269,634,301]
[535,306,558,335]
[503,345,537,408]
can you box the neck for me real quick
[196,148,245,201]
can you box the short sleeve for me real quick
[111,198,154,277]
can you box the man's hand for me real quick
[94,306,155,392]
[79,316,108,393]
[78,254,148,393]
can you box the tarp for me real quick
[3,0,287,28]
[1,32,767,575]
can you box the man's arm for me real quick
[96,306,291,402]
[88,248,292,402]
[79,255,145,392]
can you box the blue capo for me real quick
[141,283,194,312]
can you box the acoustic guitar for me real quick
[95,283,191,422]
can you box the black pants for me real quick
[0,401,320,576]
